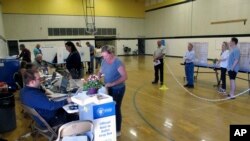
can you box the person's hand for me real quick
[44,89,51,95]
[67,97,72,103]
[105,83,113,88]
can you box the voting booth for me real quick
[71,92,116,141]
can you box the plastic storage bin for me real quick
[0,93,16,132]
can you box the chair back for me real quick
[55,120,94,141]
[21,104,58,139]
[13,72,23,89]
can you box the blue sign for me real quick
[93,102,115,119]
[161,40,166,46]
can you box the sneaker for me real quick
[187,85,194,88]
[227,94,236,99]
[116,131,121,137]
[218,88,226,94]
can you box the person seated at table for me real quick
[20,69,78,127]
[217,42,229,94]
[33,54,48,72]
[183,43,195,88]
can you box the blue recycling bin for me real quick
[0,58,20,90]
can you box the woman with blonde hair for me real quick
[217,42,229,93]
[98,45,127,136]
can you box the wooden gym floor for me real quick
[1,56,250,141]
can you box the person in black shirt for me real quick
[65,41,82,79]
[18,44,31,63]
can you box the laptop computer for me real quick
[48,76,69,93]
[48,86,82,101]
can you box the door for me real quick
[138,38,145,55]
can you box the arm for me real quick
[219,51,229,62]
[231,59,239,71]
[154,53,165,61]
[231,50,240,71]
[26,90,68,111]
[154,48,166,61]
[97,64,103,78]
[185,51,195,62]
[105,64,127,87]
[18,51,23,59]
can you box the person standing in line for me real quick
[217,42,229,93]
[18,44,31,63]
[95,46,102,69]
[33,44,42,57]
[76,42,82,48]
[75,41,85,77]
[65,41,82,79]
[86,42,95,74]
[227,37,240,99]
[98,45,127,137]
[183,43,195,88]
[152,40,166,85]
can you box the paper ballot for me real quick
[154,60,161,66]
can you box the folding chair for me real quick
[13,72,23,89]
[55,120,94,141]
[21,104,60,141]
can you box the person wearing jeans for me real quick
[184,43,195,88]
[217,42,229,93]
[107,86,125,135]
[98,45,127,137]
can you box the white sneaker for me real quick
[218,88,226,94]
[116,131,121,137]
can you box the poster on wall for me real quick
[191,42,208,66]
[238,43,250,72]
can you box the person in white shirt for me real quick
[183,43,195,88]
[217,42,229,93]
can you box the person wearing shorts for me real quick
[227,37,240,99]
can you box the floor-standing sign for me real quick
[72,93,116,141]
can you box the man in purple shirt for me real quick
[18,44,31,63]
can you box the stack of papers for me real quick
[154,60,161,66]
[71,92,113,106]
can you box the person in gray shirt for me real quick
[152,40,166,85]
[227,37,240,99]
